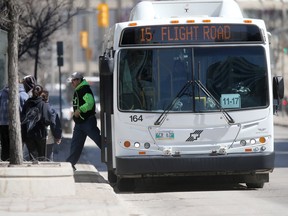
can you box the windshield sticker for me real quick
[220,94,241,108]
[156,131,175,140]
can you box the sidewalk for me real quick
[0,137,141,216]
[274,111,288,127]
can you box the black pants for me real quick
[66,116,101,166]
[25,138,47,161]
[0,125,10,161]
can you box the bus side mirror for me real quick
[99,55,114,75]
[273,76,284,100]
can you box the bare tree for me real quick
[5,0,23,165]
[0,0,79,165]
[0,0,79,80]
[18,0,78,80]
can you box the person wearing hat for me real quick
[66,72,101,171]
[0,75,36,161]
[22,75,37,94]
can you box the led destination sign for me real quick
[120,24,262,46]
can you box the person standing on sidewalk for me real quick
[41,89,62,160]
[21,84,55,161]
[0,75,36,161]
[66,72,101,171]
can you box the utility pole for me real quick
[57,41,64,122]
[85,0,91,76]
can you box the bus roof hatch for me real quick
[129,0,243,21]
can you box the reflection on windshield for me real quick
[118,46,268,112]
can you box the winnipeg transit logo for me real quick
[186,130,203,142]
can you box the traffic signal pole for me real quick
[57,41,63,122]
[97,2,109,65]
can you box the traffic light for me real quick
[97,3,109,27]
[80,31,88,49]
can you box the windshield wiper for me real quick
[194,80,235,124]
[154,81,193,126]
[154,79,235,125]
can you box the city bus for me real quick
[99,0,284,190]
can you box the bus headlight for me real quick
[240,140,246,146]
[134,142,140,148]
[144,142,150,149]
[250,138,256,145]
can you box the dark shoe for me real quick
[72,165,76,171]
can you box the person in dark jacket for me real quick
[21,85,55,161]
[0,75,36,161]
[66,72,101,171]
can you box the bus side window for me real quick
[119,56,144,110]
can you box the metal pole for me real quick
[59,65,62,122]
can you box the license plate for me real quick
[156,131,175,140]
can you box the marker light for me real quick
[171,20,179,24]
[244,20,252,24]
[124,141,131,148]
[245,148,252,152]
[202,19,211,23]
[186,20,195,23]
[259,137,266,144]
[128,22,137,26]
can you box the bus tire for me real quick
[108,170,117,184]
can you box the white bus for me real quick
[99,0,284,190]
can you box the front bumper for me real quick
[115,152,275,177]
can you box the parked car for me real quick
[49,94,73,133]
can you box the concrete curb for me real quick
[0,162,75,197]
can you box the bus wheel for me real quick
[117,178,135,192]
[108,170,117,184]
[246,182,264,189]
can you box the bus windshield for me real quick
[118,46,268,112]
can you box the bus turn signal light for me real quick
[124,141,131,148]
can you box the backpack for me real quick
[21,106,42,132]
